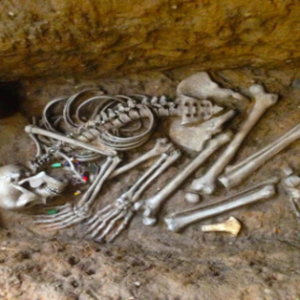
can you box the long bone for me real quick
[190,84,278,194]
[219,123,300,189]
[224,123,300,175]
[35,156,121,229]
[109,138,175,178]
[84,150,181,242]
[141,131,233,226]
[25,125,116,156]
[165,182,277,232]
[201,216,242,236]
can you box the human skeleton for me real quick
[1,72,298,242]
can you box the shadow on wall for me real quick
[0,82,22,119]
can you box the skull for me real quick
[178,95,223,125]
[0,164,68,211]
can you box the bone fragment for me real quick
[190,84,278,194]
[219,122,300,189]
[141,131,233,226]
[201,217,241,236]
[282,167,300,218]
[185,192,201,204]
[169,110,236,152]
[109,138,174,178]
[165,184,276,233]
[25,125,116,156]
[177,72,245,105]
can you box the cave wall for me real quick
[0,0,300,81]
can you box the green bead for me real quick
[51,163,62,168]
[47,209,59,215]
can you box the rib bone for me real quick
[165,183,276,233]
[141,131,233,226]
[201,217,241,236]
[190,84,278,194]
[219,123,300,189]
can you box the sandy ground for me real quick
[1,69,300,299]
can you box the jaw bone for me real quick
[141,131,233,226]
[201,216,242,236]
[190,84,278,195]
[165,178,278,233]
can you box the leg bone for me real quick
[165,183,276,233]
[142,131,233,226]
[219,122,300,189]
[190,84,278,194]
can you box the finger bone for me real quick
[201,217,241,236]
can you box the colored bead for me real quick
[74,190,82,196]
[47,209,59,215]
[74,159,81,165]
[51,163,62,168]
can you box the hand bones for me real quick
[83,149,181,242]
[35,156,121,230]
[191,84,278,194]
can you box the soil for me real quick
[1,69,300,300]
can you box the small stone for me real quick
[134,281,141,287]
[292,78,300,89]
[185,192,200,204]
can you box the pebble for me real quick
[185,192,201,204]
[292,78,300,89]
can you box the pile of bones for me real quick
[1,72,300,242]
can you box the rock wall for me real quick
[0,0,300,81]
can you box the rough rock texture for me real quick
[1,0,300,80]
[1,69,300,299]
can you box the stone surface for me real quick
[0,1,300,81]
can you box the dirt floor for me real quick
[1,68,300,300]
